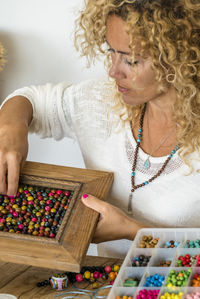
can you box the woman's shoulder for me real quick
[65,79,116,103]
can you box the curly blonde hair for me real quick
[0,42,6,71]
[75,0,200,170]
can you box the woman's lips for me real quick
[117,84,130,93]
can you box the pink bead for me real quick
[10,198,15,203]
[64,191,70,196]
[99,273,103,278]
[50,233,55,238]
[93,271,99,279]
[76,274,83,282]
[45,206,51,212]
[32,217,37,223]
[0,218,5,223]
[13,212,18,217]
[8,195,15,199]
[46,200,52,205]
[18,224,24,229]
[28,201,34,205]
[24,190,29,194]
[110,280,114,285]
[56,190,62,195]
[37,196,43,200]
[16,192,20,197]
[48,192,54,197]
[104,266,112,273]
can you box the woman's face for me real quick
[106,15,161,106]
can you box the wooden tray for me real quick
[0,161,113,272]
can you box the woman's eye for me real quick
[124,59,138,66]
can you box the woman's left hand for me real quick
[81,194,143,243]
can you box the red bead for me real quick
[93,271,99,279]
[76,274,83,282]
[104,266,112,273]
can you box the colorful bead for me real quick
[136,289,160,299]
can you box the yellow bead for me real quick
[113,265,120,272]
[84,271,91,279]
[18,187,24,193]
[27,196,34,201]
[51,208,56,213]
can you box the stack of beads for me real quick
[157,260,171,267]
[164,241,180,248]
[132,255,151,267]
[136,289,160,299]
[160,292,183,299]
[0,184,73,238]
[123,277,140,287]
[139,235,159,248]
[191,273,200,287]
[165,269,192,287]
[184,240,200,248]
[185,292,200,299]
[144,273,165,287]
[176,254,198,267]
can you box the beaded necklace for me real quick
[128,103,179,214]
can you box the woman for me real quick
[0,0,200,257]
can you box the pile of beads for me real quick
[160,292,183,299]
[191,273,200,287]
[184,240,200,248]
[0,185,73,238]
[164,240,180,248]
[37,265,121,290]
[115,296,133,299]
[123,277,140,287]
[176,254,199,267]
[67,264,121,288]
[165,269,191,287]
[132,255,151,267]
[144,273,165,287]
[185,292,200,299]
[157,260,171,267]
[139,235,159,248]
[136,289,160,299]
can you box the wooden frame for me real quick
[0,161,113,272]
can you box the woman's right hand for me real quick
[0,96,33,196]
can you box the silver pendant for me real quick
[144,156,151,169]
[128,192,133,214]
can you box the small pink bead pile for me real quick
[136,289,159,299]
[185,292,200,299]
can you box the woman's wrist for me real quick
[124,216,146,241]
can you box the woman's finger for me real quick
[7,153,21,196]
[0,155,7,195]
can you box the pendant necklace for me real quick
[128,103,179,214]
[143,107,176,170]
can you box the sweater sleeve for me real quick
[1,82,75,140]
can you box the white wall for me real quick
[0,0,107,168]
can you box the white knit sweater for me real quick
[4,79,200,257]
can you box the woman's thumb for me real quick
[81,194,106,214]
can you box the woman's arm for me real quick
[81,194,148,243]
[0,96,33,195]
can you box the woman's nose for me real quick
[108,55,125,80]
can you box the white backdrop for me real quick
[0,0,107,167]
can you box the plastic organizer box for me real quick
[107,228,200,299]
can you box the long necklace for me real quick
[144,107,176,169]
[128,103,179,214]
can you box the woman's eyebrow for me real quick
[105,40,131,56]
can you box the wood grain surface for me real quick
[0,256,122,299]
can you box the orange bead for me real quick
[109,271,116,280]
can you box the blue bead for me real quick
[175,145,179,150]
[144,181,149,185]
[137,139,141,143]
[172,150,175,154]
[138,128,142,133]
[169,154,173,158]
[137,134,142,137]
[131,172,135,176]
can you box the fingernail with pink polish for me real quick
[82,194,88,199]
